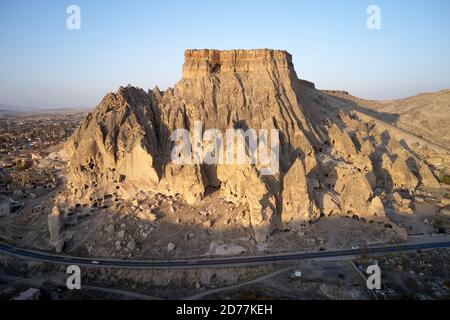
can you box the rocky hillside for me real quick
[61,49,446,243]
[324,90,450,149]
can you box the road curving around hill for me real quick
[0,240,449,269]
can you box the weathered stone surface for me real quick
[217,164,277,242]
[416,160,441,188]
[167,242,176,252]
[65,86,161,201]
[316,191,341,215]
[368,196,386,218]
[136,211,158,222]
[182,49,296,80]
[65,49,324,240]
[387,137,404,155]
[48,206,62,243]
[282,158,319,227]
[159,163,206,205]
[63,48,443,242]
[334,165,374,216]
[360,140,375,155]
[208,242,247,256]
[381,153,418,190]
[390,192,414,214]
[126,240,136,251]
[328,124,358,159]
[117,230,125,239]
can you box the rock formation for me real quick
[380,153,418,190]
[48,205,62,243]
[63,49,442,242]
[282,158,319,228]
[416,159,441,188]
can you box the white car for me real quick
[351,245,360,250]
[91,261,100,265]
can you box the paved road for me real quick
[1,241,449,269]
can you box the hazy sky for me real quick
[0,0,449,108]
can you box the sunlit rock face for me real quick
[64,49,441,242]
[182,49,295,79]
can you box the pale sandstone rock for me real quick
[334,165,374,216]
[338,110,362,131]
[167,242,176,252]
[315,191,341,215]
[203,220,212,228]
[328,124,358,159]
[217,164,276,242]
[48,206,62,243]
[65,49,324,240]
[360,140,375,155]
[387,137,404,154]
[416,160,441,188]
[381,153,418,190]
[282,158,319,227]
[352,131,366,150]
[391,156,418,189]
[304,153,318,175]
[368,196,386,218]
[160,163,206,205]
[127,240,136,251]
[354,153,373,172]
[136,211,158,222]
[209,242,247,256]
[63,48,443,241]
[236,210,251,229]
[391,192,411,207]
[370,127,383,146]
[390,192,413,214]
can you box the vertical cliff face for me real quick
[173,49,321,170]
[182,49,296,79]
[64,49,440,242]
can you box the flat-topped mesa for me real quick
[63,48,357,244]
[182,49,295,79]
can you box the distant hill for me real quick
[0,104,91,117]
[322,90,450,148]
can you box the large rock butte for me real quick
[64,49,441,241]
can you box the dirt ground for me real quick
[0,185,410,260]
